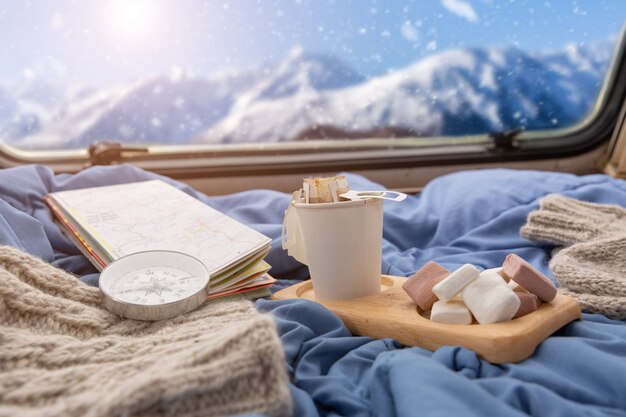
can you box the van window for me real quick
[0,1,625,153]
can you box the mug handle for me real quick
[282,190,302,250]
[281,207,295,250]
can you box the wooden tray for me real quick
[273,275,581,363]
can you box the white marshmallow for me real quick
[486,267,508,282]
[508,280,525,292]
[462,269,521,324]
[432,264,480,302]
[430,299,473,325]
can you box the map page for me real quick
[48,180,271,278]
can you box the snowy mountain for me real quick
[12,71,262,149]
[10,49,363,150]
[0,79,94,146]
[0,80,60,142]
[249,47,365,101]
[2,41,614,150]
[195,42,612,144]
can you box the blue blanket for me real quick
[1,165,625,417]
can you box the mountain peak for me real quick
[283,45,307,63]
[257,47,364,99]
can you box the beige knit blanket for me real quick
[0,246,292,417]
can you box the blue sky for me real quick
[1,0,625,86]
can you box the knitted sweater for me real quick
[0,245,292,417]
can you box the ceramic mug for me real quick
[282,191,385,301]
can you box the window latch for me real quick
[488,129,522,152]
[87,141,149,166]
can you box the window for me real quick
[0,1,625,163]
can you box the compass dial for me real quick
[99,250,210,320]
[105,265,204,305]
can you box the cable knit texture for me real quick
[521,194,626,319]
[0,245,292,417]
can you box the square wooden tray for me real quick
[272,275,581,363]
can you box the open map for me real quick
[49,180,271,275]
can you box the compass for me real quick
[99,250,210,321]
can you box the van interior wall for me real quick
[181,143,609,196]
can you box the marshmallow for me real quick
[508,280,526,292]
[432,264,480,302]
[403,261,449,311]
[502,254,557,302]
[430,299,473,325]
[513,292,540,319]
[490,267,509,282]
[462,269,521,324]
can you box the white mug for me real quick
[282,191,385,301]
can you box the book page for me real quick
[49,180,271,276]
